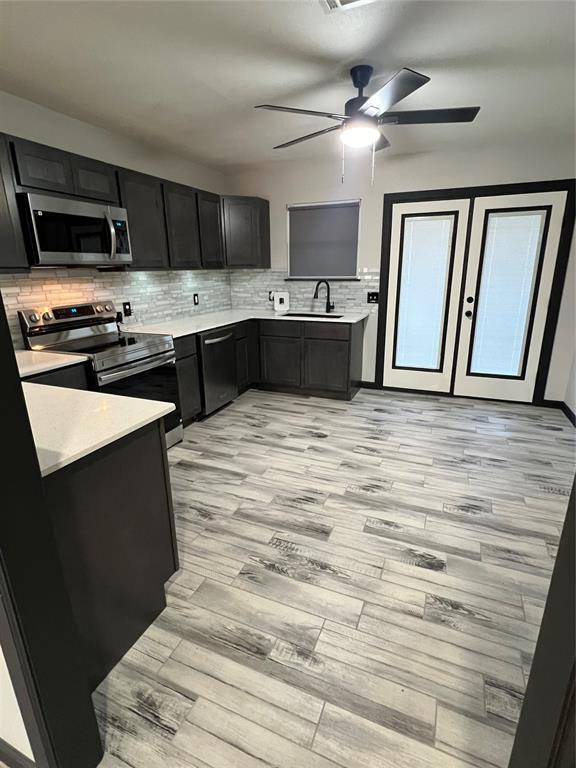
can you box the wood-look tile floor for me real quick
[95,389,575,768]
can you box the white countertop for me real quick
[131,309,369,339]
[16,350,90,378]
[23,383,175,477]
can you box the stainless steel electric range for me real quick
[19,301,183,447]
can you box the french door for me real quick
[381,187,570,402]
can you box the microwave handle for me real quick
[105,213,117,260]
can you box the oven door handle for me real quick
[204,333,233,345]
[97,352,175,386]
[105,212,117,260]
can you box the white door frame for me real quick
[376,180,575,404]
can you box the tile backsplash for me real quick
[1,269,232,348]
[1,266,380,349]
[230,268,381,316]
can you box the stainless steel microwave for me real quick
[19,192,132,266]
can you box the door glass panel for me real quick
[470,210,546,376]
[394,215,455,370]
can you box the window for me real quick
[287,200,360,278]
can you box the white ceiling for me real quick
[0,0,574,170]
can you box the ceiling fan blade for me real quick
[273,124,341,149]
[375,133,390,152]
[255,104,346,121]
[379,106,481,125]
[359,68,430,117]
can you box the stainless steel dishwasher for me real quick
[198,327,238,415]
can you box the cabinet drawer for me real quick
[259,320,301,337]
[234,322,248,340]
[174,334,198,360]
[304,322,349,341]
[26,363,91,390]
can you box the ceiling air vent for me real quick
[321,0,377,11]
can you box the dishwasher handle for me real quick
[203,333,233,346]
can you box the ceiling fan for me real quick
[255,65,480,150]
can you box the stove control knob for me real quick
[42,312,53,321]
[95,305,104,313]
[28,313,40,323]
[105,303,113,312]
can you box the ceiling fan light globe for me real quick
[340,124,380,148]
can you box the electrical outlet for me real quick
[122,301,132,316]
[193,293,199,306]
[367,292,379,304]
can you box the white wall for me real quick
[231,140,575,384]
[0,641,34,761]
[0,90,229,192]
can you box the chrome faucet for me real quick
[313,280,335,313]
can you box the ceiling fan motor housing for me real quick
[345,95,368,116]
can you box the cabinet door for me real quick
[260,336,301,387]
[26,363,91,390]
[222,196,270,268]
[0,135,28,269]
[71,156,119,203]
[163,183,202,269]
[302,339,349,392]
[197,191,224,269]
[176,354,202,423]
[222,196,260,267]
[12,138,74,194]
[236,337,249,389]
[118,170,169,269]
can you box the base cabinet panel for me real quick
[24,363,91,390]
[260,336,301,387]
[302,338,349,392]
[176,354,202,424]
[43,422,177,690]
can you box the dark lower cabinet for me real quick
[236,336,249,390]
[164,182,202,269]
[118,169,169,269]
[197,190,225,269]
[24,363,91,390]
[176,353,202,424]
[43,421,178,690]
[0,135,27,270]
[260,336,301,387]
[303,339,349,392]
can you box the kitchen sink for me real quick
[282,312,344,319]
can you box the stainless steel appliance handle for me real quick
[105,213,117,260]
[97,351,175,386]
[204,333,233,345]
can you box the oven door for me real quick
[96,352,182,446]
[21,193,132,266]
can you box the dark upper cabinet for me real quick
[197,190,225,269]
[12,138,75,194]
[118,169,169,270]
[260,336,301,387]
[70,156,119,203]
[222,196,270,268]
[0,135,28,269]
[163,183,202,269]
[302,339,349,392]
